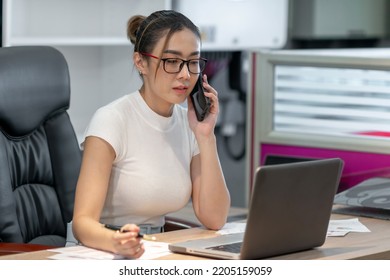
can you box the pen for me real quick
[104,224,156,241]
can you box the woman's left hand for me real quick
[187,74,219,138]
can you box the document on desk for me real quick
[48,241,170,260]
[327,218,370,237]
[216,219,370,237]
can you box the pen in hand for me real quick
[104,224,156,241]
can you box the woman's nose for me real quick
[177,62,191,79]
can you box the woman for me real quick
[72,10,230,259]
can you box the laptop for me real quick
[169,158,344,259]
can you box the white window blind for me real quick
[274,65,390,138]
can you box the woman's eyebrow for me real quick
[163,50,200,56]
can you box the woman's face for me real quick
[141,28,201,117]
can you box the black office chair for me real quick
[0,46,82,247]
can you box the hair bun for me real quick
[127,15,146,44]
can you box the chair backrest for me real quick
[0,46,81,246]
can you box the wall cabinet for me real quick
[292,0,388,39]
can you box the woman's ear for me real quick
[133,52,147,75]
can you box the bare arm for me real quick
[188,75,231,230]
[72,136,144,258]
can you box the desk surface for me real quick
[1,209,390,260]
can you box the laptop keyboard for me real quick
[206,242,242,253]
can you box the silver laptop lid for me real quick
[241,158,343,259]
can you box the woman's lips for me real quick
[173,86,188,94]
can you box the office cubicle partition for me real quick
[246,48,390,204]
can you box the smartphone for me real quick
[190,74,211,122]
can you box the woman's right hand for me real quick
[110,224,145,259]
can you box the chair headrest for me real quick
[0,46,70,137]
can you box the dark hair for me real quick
[127,10,201,55]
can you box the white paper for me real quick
[216,219,370,238]
[138,240,171,260]
[327,218,370,237]
[48,240,170,260]
[48,245,121,260]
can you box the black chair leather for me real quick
[0,46,81,247]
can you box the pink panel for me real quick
[260,143,390,192]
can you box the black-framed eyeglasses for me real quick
[140,52,207,74]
